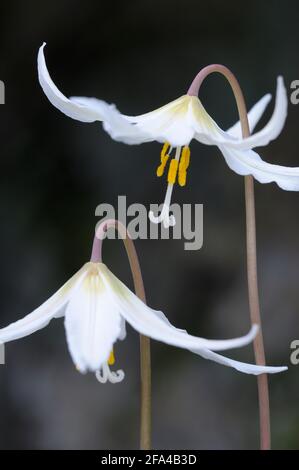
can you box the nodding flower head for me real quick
[0,232,287,382]
[38,43,299,228]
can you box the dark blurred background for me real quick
[0,0,299,450]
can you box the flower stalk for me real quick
[188,65,270,450]
[92,219,151,450]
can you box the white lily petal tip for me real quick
[261,365,288,375]
[38,43,47,60]
[262,93,272,107]
[277,76,287,101]
[38,43,105,124]
[75,364,86,374]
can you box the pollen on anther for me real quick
[167,159,179,184]
[108,350,115,366]
[157,154,169,177]
[156,142,171,177]
[161,142,170,159]
[178,146,191,187]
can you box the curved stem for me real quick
[92,219,151,450]
[189,66,270,450]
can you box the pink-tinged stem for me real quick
[188,66,270,450]
[91,220,151,450]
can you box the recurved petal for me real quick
[64,267,122,373]
[127,300,287,375]
[121,295,286,375]
[227,93,272,138]
[38,44,153,144]
[69,97,152,144]
[190,97,239,146]
[224,76,287,149]
[99,264,258,352]
[193,348,287,375]
[0,264,89,343]
[38,43,104,122]
[220,145,299,190]
[100,103,154,144]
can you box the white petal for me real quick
[192,78,287,151]
[220,145,299,190]
[124,95,195,146]
[118,317,127,341]
[38,44,153,144]
[98,264,258,352]
[70,97,152,144]
[125,96,188,123]
[100,104,153,145]
[190,97,239,146]
[224,76,287,149]
[129,304,287,375]
[0,264,88,343]
[227,94,272,138]
[38,43,104,122]
[194,348,287,375]
[64,267,122,373]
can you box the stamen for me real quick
[108,350,115,366]
[167,158,179,184]
[178,146,191,187]
[161,141,170,159]
[96,362,125,384]
[149,147,181,228]
[156,142,171,177]
[156,154,169,177]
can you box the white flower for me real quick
[38,43,299,227]
[0,261,287,382]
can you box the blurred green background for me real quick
[0,0,299,449]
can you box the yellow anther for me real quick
[156,142,171,177]
[178,173,187,187]
[161,142,170,159]
[156,154,170,177]
[108,350,115,366]
[167,158,179,184]
[180,146,191,169]
[178,146,191,187]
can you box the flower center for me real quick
[149,143,191,228]
[156,142,191,187]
